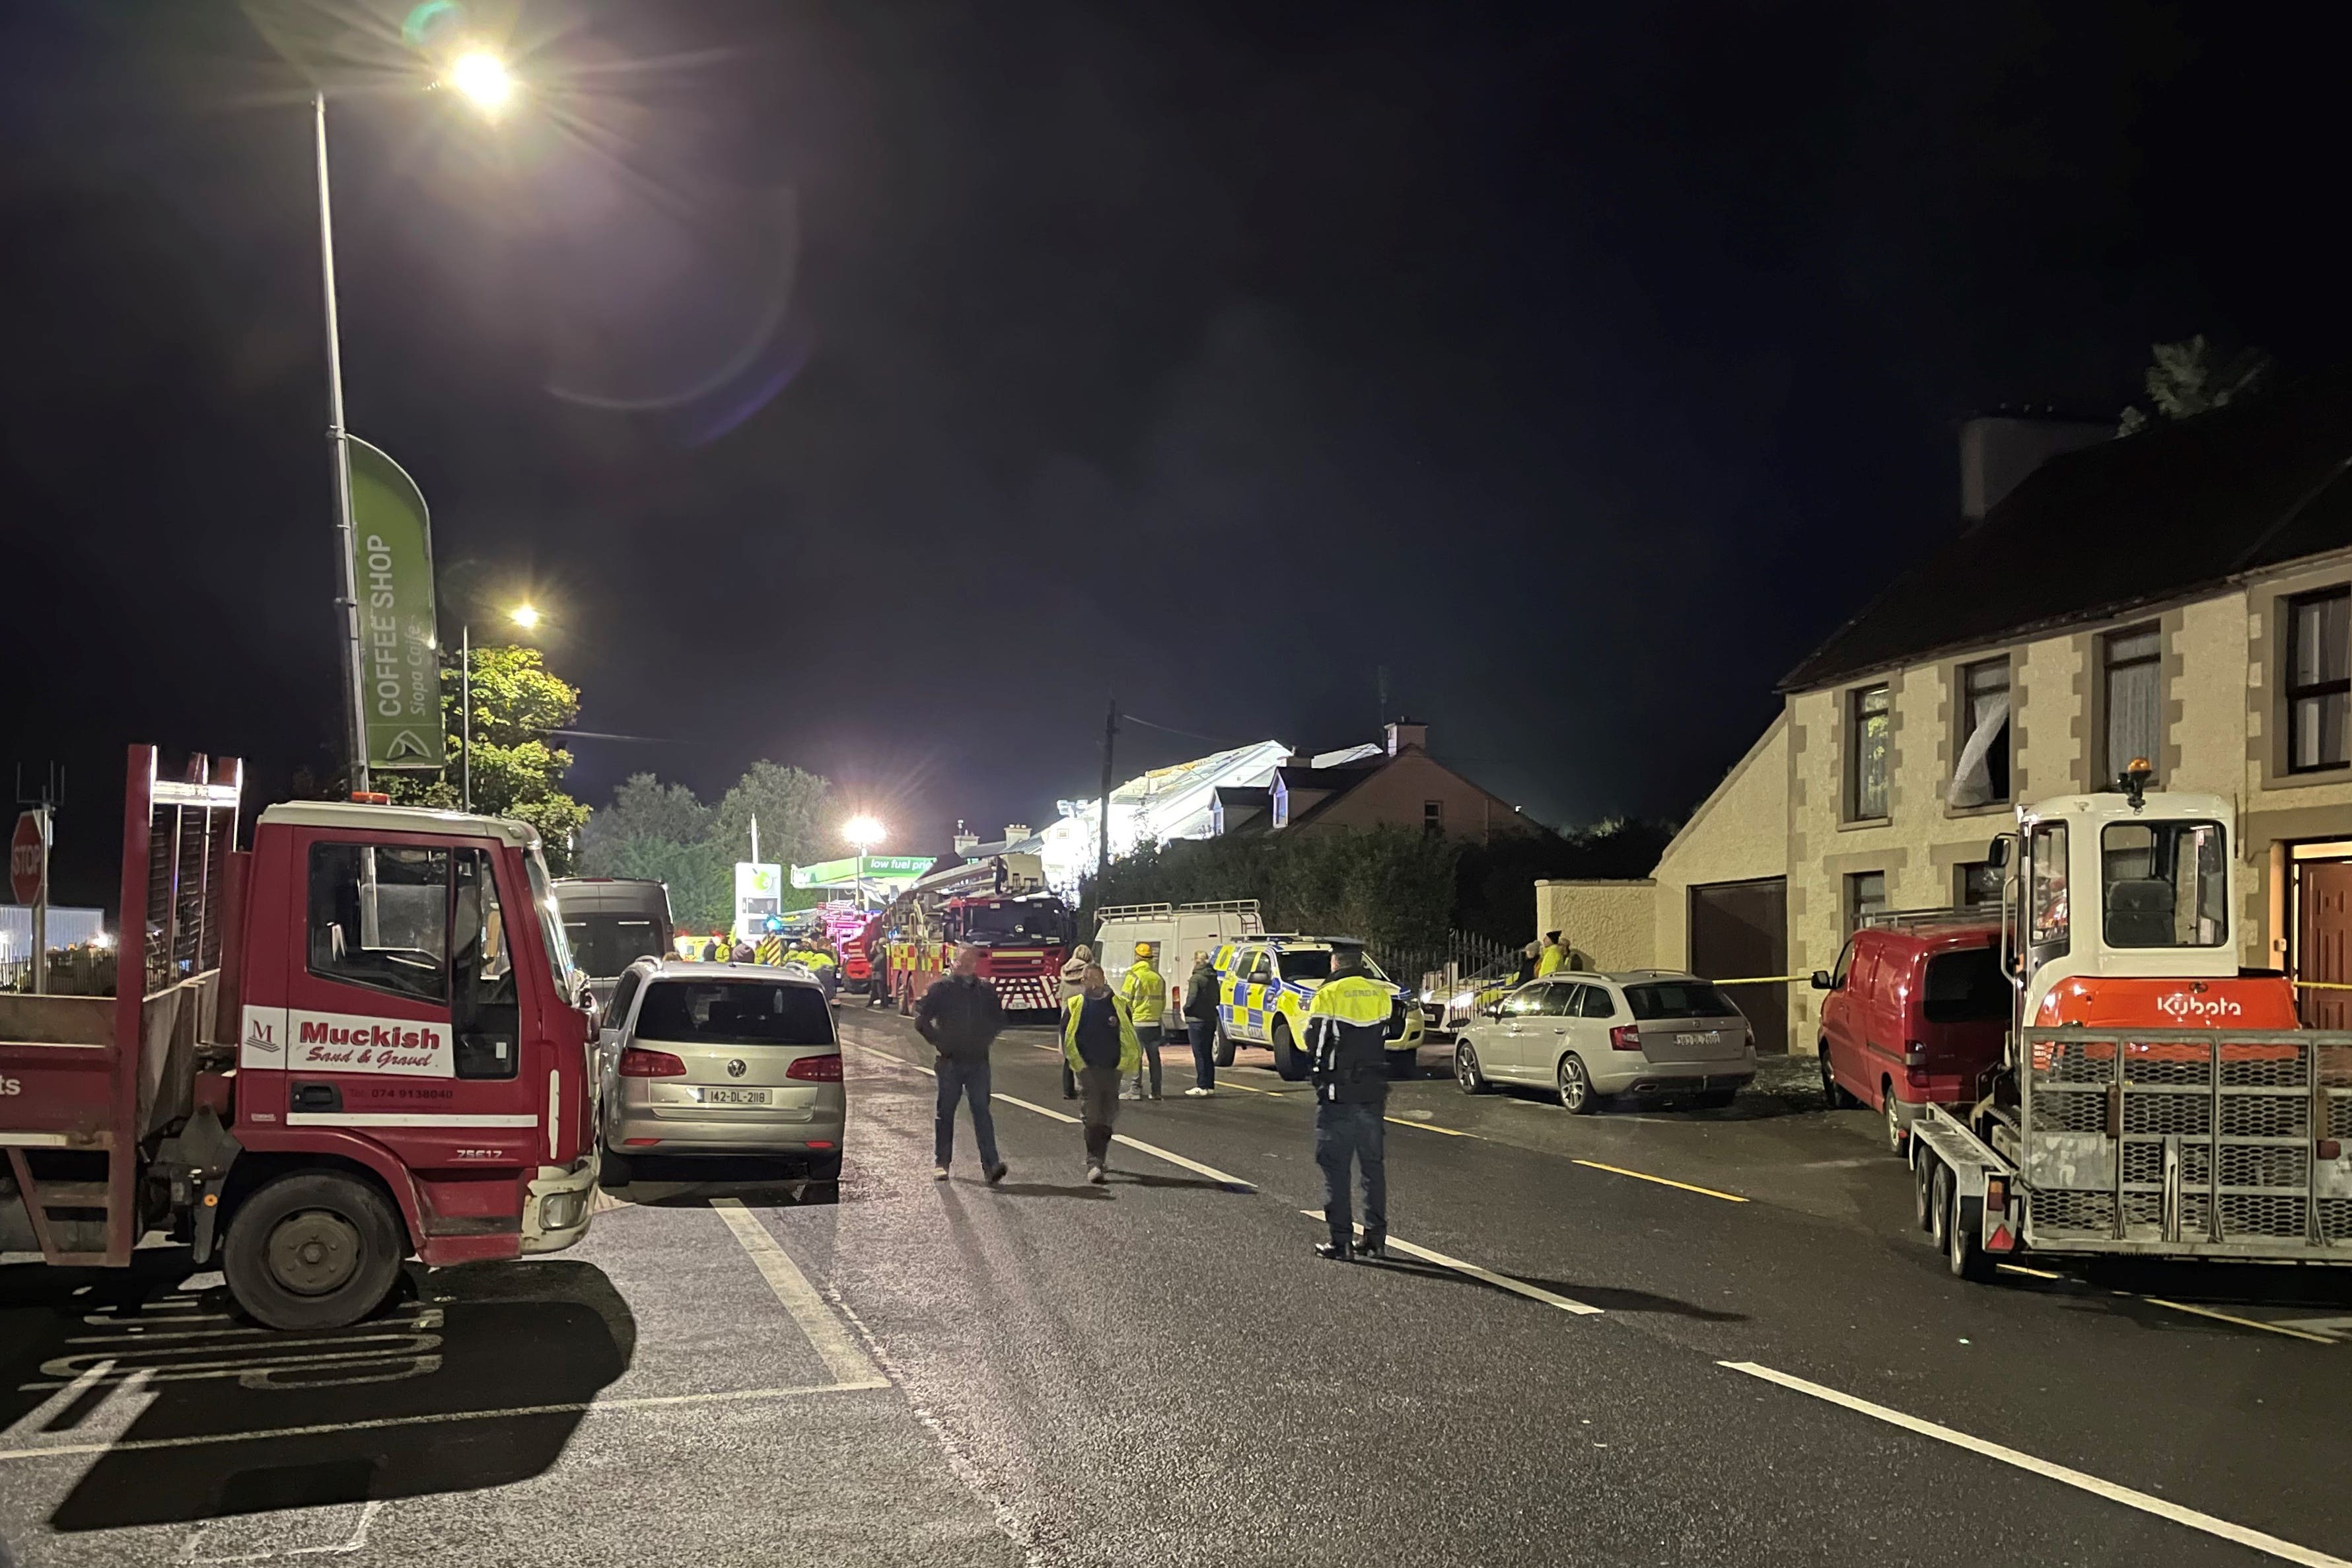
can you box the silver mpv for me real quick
[600,959,845,1179]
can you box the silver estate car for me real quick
[599,958,845,1180]
[1452,972,1756,1113]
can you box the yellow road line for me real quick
[1571,1158,1747,1203]
[1996,1262,2065,1280]
[2140,1297,2336,1345]
[1388,1116,1474,1138]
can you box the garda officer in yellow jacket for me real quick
[1536,931,1567,978]
[1119,943,1167,1101]
[1061,963,1141,1183]
[1306,945,1393,1260]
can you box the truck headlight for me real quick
[542,1191,586,1231]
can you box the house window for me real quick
[2101,623,2162,787]
[1955,859,2003,909]
[1847,684,1891,820]
[1948,657,2011,807]
[1271,780,1289,829]
[2286,587,2351,773]
[1423,800,1444,834]
[1845,871,1887,934]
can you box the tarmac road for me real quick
[3,1005,2349,1567]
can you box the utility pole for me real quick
[460,624,472,812]
[314,91,369,795]
[15,764,59,997]
[1376,664,1390,730]
[1096,697,1119,886]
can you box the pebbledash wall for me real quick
[1541,546,2352,1056]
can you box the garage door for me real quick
[1688,878,1788,1055]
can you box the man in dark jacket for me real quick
[915,944,1009,1185]
[1181,950,1221,1096]
[1305,946,1392,1260]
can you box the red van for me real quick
[1810,917,2011,1155]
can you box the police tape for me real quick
[1705,975,1810,987]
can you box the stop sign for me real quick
[10,812,42,905]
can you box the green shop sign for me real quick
[348,437,443,772]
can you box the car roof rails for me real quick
[1860,906,2002,934]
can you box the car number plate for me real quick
[704,1088,771,1106]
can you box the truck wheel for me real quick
[1913,1156,1936,1232]
[1948,1190,1994,1282]
[1927,1162,1953,1254]
[1271,1020,1305,1081]
[1212,1024,1236,1069]
[223,1170,406,1332]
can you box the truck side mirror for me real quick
[1985,836,2010,870]
[1809,970,1833,991]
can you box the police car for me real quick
[1212,936,1425,1081]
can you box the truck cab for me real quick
[1,749,600,1332]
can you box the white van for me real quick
[1094,900,1266,1018]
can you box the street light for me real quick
[460,601,542,812]
[312,44,515,793]
[844,816,886,851]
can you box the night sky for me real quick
[7,1,2349,911]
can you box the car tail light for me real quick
[620,1048,687,1077]
[1609,1025,1641,1052]
[622,1137,661,1147]
[786,1053,844,1082]
[1904,1040,1929,1067]
[807,1140,836,1151]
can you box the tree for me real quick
[2117,335,2272,435]
[382,643,591,873]
[579,775,731,927]
[713,761,833,873]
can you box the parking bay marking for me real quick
[709,1197,884,1386]
[0,1381,888,1465]
[1721,1359,2351,1568]
[1302,1211,1604,1315]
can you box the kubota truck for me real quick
[1909,762,2351,1279]
[0,746,600,1330]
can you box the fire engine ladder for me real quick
[5,748,242,1269]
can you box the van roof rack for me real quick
[1860,906,2002,933]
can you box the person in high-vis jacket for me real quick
[1061,964,1141,1184]
[787,937,840,1001]
[755,931,785,966]
[1057,943,1095,1100]
[1119,943,1167,1100]
[1536,931,1567,978]
[1305,946,1393,1260]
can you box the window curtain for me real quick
[1947,692,2011,808]
[2106,645,2161,783]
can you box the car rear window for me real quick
[1622,981,1742,1020]
[1922,946,2009,1024]
[635,980,835,1047]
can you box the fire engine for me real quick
[880,853,1075,1014]
[0,746,600,1330]
[1908,761,2350,1279]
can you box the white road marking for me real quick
[1720,1359,2352,1568]
[992,1093,1079,1124]
[841,1040,933,1077]
[183,1498,383,1562]
[1108,1133,1254,1190]
[710,1197,882,1386]
[0,1380,889,1464]
[1302,1211,1603,1315]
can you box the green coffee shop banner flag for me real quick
[347,437,444,773]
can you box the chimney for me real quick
[1005,823,1029,842]
[1284,754,1312,769]
[952,819,978,855]
[1384,719,1428,758]
[1957,412,2108,521]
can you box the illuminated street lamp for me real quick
[314,45,515,792]
[460,601,542,812]
[844,816,887,852]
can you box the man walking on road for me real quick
[1182,948,1219,1096]
[1120,942,1166,1100]
[1305,945,1392,1260]
[915,943,1009,1186]
[1060,962,1140,1184]
[1058,943,1095,1100]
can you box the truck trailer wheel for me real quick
[1913,1156,1936,1232]
[1946,1189,1994,1282]
[1927,1162,1953,1254]
[223,1170,407,1332]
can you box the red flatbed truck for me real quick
[0,746,601,1330]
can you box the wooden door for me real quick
[2298,860,2352,1029]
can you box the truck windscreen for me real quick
[564,915,667,979]
[961,902,1067,943]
